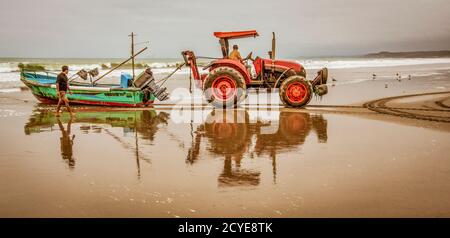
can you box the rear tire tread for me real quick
[203,67,246,108]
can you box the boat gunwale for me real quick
[20,72,143,92]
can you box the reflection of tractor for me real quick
[186,110,328,187]
[182,30,328,108]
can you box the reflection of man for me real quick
[57,117,75,168]
[229,45,242,61]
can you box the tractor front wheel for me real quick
[203,67,246,108]
[279,76,312,108]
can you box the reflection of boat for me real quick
[24,107,169,137]
[24,107,169,175]
[187,110,328,187]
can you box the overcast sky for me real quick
[0,0,449,58]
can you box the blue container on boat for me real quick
[120,73,132,88]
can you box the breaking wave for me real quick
[0,63,19,73]
[2,57,450,73]
[297,58,450,69]
[1,57,450,87]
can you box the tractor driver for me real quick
[229,45,243,61]
[229,44,256,77]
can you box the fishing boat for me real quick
[20,33,171,107]
[20,68,164,107]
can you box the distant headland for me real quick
[364,50,450,58]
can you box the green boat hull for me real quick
[20,71,156,107]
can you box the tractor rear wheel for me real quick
[203,67,246,108]
[279,76,312,108]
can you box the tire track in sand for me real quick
[363,91,450,123]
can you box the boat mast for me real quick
[129,32,136,80]
[93,47,147,84]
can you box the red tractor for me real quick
[182,30,328,108]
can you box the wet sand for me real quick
[0,65,450,217]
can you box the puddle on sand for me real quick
[0,106,449,217]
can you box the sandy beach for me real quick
[0,61,449,218]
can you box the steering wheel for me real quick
[244,52,254,62]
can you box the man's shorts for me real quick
[58,91,68,99]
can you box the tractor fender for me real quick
[208,59,251,84]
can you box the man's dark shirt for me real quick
[56,72,68,92]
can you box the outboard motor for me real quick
[76,69,88,80]
[88,68,99,77]
[136,68,170,101]
[76,68,99,83]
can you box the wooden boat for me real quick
[20,69,157,107]
[20,34,171,107]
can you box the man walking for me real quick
[56,65,75,117]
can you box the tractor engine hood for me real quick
[262,58,304,74]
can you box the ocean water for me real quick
[1,57,450,92]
